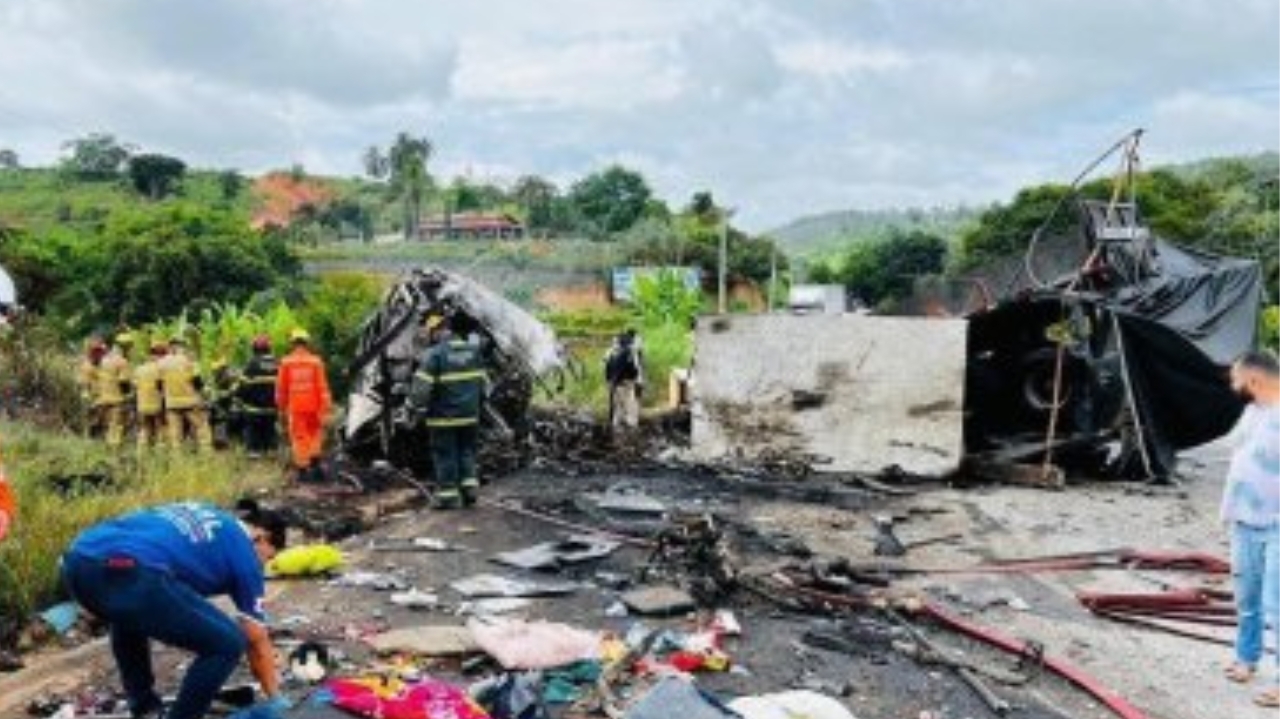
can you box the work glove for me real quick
[229,695,293,719]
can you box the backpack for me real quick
[605,343,640,383]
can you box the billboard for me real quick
[610,266,701,304]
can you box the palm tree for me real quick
[388,133,432,240]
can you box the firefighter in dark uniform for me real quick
[408,315,487,509]
[235,335,280,458]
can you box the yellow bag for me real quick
[266,544,345,578]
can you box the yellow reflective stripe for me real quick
[414,371,436,384]
[243,376,275,385]
[426,417,479,427]
[438,370,486,383]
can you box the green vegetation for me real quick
[802,153,1278,333]
[536,273,697,415]
[0,421,278,633]
[770,205,978,260]
[809,229,948,309]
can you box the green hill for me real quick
[768,206,979,259]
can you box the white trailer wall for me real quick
[691,315,967,477]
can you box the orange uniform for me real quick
[276,345,331,470]
[0,442,14,541]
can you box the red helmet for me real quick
[251,334,272,352]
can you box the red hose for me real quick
[922,601,1157,719]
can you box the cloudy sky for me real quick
[0,0,1276,230]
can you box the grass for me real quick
[536,309,693,416]
[0,422,281,635]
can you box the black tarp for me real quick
[966,231,1262,480]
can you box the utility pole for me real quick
[767,243,778,313]
[717,207,735,314]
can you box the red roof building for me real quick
[419,212,525,240]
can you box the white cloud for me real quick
[0,0,1274,229]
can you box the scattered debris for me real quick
[468,618,601,670]
[366,625,480,656]
[451,573,578,598]
[388,589,440,610]
[729,690,858,719]
[871,515,906,557]
[332,571,409,591]
[620,586,696,617]
[493,534,620,571]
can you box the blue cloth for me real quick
[68,502,266,622]
[1232,522,1280,680]
[624,678,740,719]
[1221,405,1280,528]
[61,552,247,719]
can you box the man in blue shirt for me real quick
[1221,350,1280,709]
[62,502,291,719]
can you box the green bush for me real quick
[0,421,278,636]
[1261,305,1279,352]
[0,319,85,430]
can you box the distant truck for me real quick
[788,284,848,315]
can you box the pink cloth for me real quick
[468,618,601,669]
[328,677,491,719]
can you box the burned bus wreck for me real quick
[340,267,569,473]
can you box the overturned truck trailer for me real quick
[963,198,1261,480]
[693,197,1262,481]
[341,267,567,473]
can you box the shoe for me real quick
[434,490,463,510]
[461,479,479,507]
[1225,663,1255,683]
[1255,689,1280,708]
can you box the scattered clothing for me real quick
[451,573,577,598]
[328,676,491,719]
[468,618,601,670]
[623,677,738,719]
[729,690,857,719]
[366,625,480,657]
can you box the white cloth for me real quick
[468,618,601,669]
[729,691,858,719]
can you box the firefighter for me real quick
[133,340,167,451]
[276,328,330,481]
[158,336,213,451]
[78,339,108,437]
[107,332,136,440]
[408,315,487,509]
[90,334,132,448]
[207,357,240,448]
[0,439,14,542]
[236,335,279,458]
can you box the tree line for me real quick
[804,154,1278,311]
